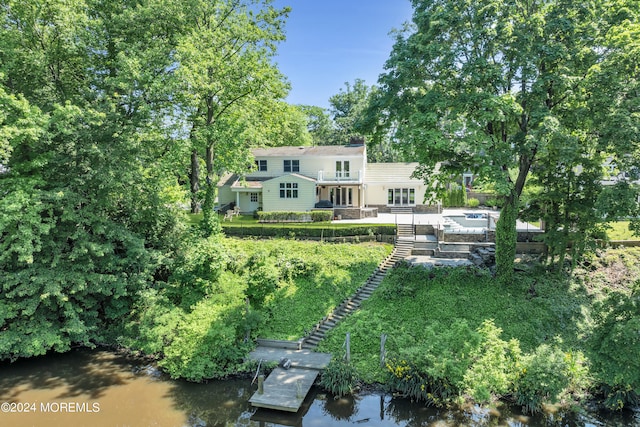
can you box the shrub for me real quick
[463,320,521,403]
[385,320,480,406]
[222,224,396,239]
[166,235,226,307]
[246,264,281,306]
[589,282,640,410]
[311,210,333,222]
[257,211,309,222]
[515,344,571,414]
[467,198,480,208]
[495,199,517,282]
[320,357,358,397]
[485,198,500,208]
[159,285,250,381]
[442,186,467,207]
[257,211,331,222]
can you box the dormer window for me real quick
[255,160,267,171]
[284,159,299,173]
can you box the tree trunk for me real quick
[201,144,221,236]
[495,192,518,283]
[190,149,200,213]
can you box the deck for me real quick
[248,346,332,412]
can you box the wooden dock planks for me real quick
[249,367,318,412]
[248,346,333,412]
[249,347,332,369]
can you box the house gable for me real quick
[261,174,317,212]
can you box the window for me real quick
[279,182,298,198]
[250,193,259,203]
[284,159,299,173]
[336,161,350,178]
[388,188,416,206]
[255,160,267,171]
[332,187,352,206]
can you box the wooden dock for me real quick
[248,346,332,412]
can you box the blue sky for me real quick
[272,1,413,109]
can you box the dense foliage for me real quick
[0,0,187,360]
[366,0,640,277]
[319,248,640,412]
[256,210,333,223]
[441,185,467,207]
[120,238,391,380]
[589,281,640,410]
[221,222,396,240]
[0,0,309,362]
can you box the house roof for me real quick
[265,173,317,183]
[230,173,316,191]
[231,179,265,190]
[218,172,238,186]
[252,145,365,157]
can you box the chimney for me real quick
[348,136,365,146]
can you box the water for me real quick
[0,349,637,427]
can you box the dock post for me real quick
[296,379,302,398]
[380,333,387,368]
[258,374,264,394]
[345,332,351,363]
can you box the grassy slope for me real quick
[317,247,640,383]
[222,238,393,340]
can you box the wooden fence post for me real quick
[345,332,351,363]
[258,374,264,394]
[380,334,387,368]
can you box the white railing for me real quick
[317,169,363,183]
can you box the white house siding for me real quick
[236,191,261,213]
[248,146,366,183]
[217,173,237,208]
[365,163,431,210]
[261,174,317,212]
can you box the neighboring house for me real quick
[217,144,440,218]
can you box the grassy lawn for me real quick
[606,221,639,240]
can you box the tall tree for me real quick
[299,104,335,145]
[328,79,372,145]
[0,0,186,360]
[175,0,290,228]
[368,0,640,280]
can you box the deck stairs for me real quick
[301,237,414,350]
[396,223,414,237]
[389,206,413,214]
[413,235,438,256]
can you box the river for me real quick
[0,349,637,427]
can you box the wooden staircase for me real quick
[301,238,414,350]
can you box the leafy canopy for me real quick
[366,0,640,277]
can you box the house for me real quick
[217,144,440,218]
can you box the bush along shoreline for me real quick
[317,248,640,414]
[29,236,637,415]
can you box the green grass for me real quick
[221,238,393,340]
[606,221,639,240]
[317,248,640,384]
